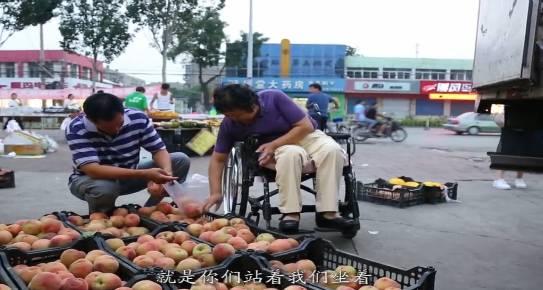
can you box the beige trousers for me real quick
[273,130,343,213]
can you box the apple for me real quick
[84,272,101,286]
[336,265,358,277]
[136,242,159,256]
[176,257,201,271]
[112,208,129,217]
[164,247,188,263]
[59,277,88,290]
[182,200,203,218]
[41,219,62,233]
[287,238,299,248]
[133,255,155,268]
[19,234,40,245]
[255,233,275,243]
[196,253,216,267]
[31,239,51,250]
[0,230,13,245]
[124,214,140,227]
[115,246,137,260]
[268,239,292,254]
[50,235,74,247]
[282,263,298,274]
[186,224,203,237]
[56,271,75,281]
[19,266,42,284]
[156,231,175,243]
[192,243,212,259]
[136,235,154,244]
[126,227,148,236]
[93,255,119,273]
[145,250,164,261]
[236,229,255,243]
[173,231,191,244]
[212,243,235,262]
[84,250,106,263]
[373,277,400,290]
[227,236,248,250]
[154,256,175,269]
[60,249,86,268]
[210,231,232,244]
[198,231,213,242]
[91,273,122,290]
[132,280,162,290]
[6,224,22,236]
[180,240,197,255]
[103,238,124,251]
[69,259,93,278]
[28,272,62,290]
[296,259,316,275]
[22,220,42,236]
[109,216,124,228]
[211,218,229,231]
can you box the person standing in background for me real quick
[64,94,80,111]
[124,86,149,115]
[7,93,22,108]
[150,83,174,111]
[306,83,339,130]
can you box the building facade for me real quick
[345,56,474,117]
[0,50,111,90]
[104,67,146,87]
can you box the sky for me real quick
[1,0,480,83]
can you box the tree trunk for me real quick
[198,64,210,110]
[161,50,167,83]
[39,23,46,109]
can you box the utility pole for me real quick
[39,23,46,109]
[247,0,253,79]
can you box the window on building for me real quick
[325,60,332,67]
[271,59,279,66]
[416,69,446,80]
[28,62,41,77]
[0,63,16,77]
[354,71,362,78]
[292,59,299,66]
[383,68,411,79]
[466,70,472,80]
[70,64,78,78]
[313,60,322,67]
[347,71,354,78]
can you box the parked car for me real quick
[443,112,500,135]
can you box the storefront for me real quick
[345,79,421,118]
[222,77,347,119]
[419,81,476,117]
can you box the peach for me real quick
[180,240,197,255]
[112,208,129,217]
[42,261,68,274]
[124,214,140,227]
[21,220,42,236]
[336,286,356,290]
[227,236,248,250]
[13,264,28,275]
[255,233,275,243]
[19,266,42,284]
[196,253,216,267]
[19,234,40,245]
[115,246,137,260]
[182,201,203,218]
[126,227,147,236]
[144,250,164,261]
[8,241,31,251]
[58,229,81,241]
[28,272,62,290]
[233,224,250,231]
[210,231,232,244]
[374,277,400,290]
[93,255,119,273]
[56,271,75,282]
[176,257,201,271]
[192,243,212,259]
[136,235,154,244]
[268,239,292,254]
[41,219,62,233]
[109,216,124,228]
[173,231,190,244]
[284,286,307,290]
[6,224,22,236]
[269,260,284,270]
[236,229,255,243]
[150,211,169,223]
[136,242,159,256]
[37,232,56,240]
[133,255,154,268]
[154,256,175,269]
[89,212,107,221]
[163,247,188,263]
[221,227,237,237]
[67,216,84,226]
[85,250,107,263]
[296,259,316,274]
[212,243,235,262]
[202,223,213,232]
[116,288,132,290]
[247,241,269,252]
[69,259,94,278]
[60,249,86,267]
[91,273,122,290]
[287,238,299,248]
[336,265,357,277]
[60,277,88,290]
[32,239,51,250]
[156,231,175,242]
[229,218,245,226]
[50,235,73,247]
[132,280,162,290]
[102,227,122,238]
[211,218,229,231]
[215,282,228,290]
[84,272,100,286]
[359,287,379,290]
[167,214,183,221]
[156,202,174,214]
[105,238,125,251]
[0,230,13,245]
[198,231,213,242]
[137,206,155,217]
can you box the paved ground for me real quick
[1,128,542,290]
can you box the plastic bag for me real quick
[162,174,210,217]
[5,120,22,133]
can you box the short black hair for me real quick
[213,84,259,113]
[309,83,322,91]
[136,86,145,93]
[161,83,170,90]
[67,93,74,98]
[83,93,124,122]
[96,90,104,94]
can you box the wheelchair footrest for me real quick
[314,227,346,233]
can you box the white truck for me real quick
[473,0,543,172]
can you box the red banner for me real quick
[0,85,160,100]
[420,81,473,94]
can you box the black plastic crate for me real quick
[0,169,15,189]
[357,181,426,208]
[166,253,321,290]
[0,237,144,290]
[61,204,162,242]
[268,238,436,290]
[423,182,458,204]
[0,253,17,289]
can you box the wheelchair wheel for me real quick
[222,145,249,216]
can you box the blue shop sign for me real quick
[222,77,345,92]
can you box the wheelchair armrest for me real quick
[327,132,351,140]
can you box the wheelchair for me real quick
[221,132,361,238]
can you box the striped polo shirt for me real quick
[66,109,166,181]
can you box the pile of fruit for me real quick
[149,111,179,120]
[104,231,236,271]
[8,247,161,290]
[67,210,150,238]
[174,276,308,290]
[0,215,81,251]
[137,202,203,224]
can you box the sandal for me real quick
[315,212,356,229]
[279,214,300,233]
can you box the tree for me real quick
[127,0,201,83]
[225,31,269,77]
[170,6,226,109]
[0,0,23,48]
[59,0,132,90]
[346,46,357,56]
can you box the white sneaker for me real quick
[493,179,511,190]
[514,179,527,189]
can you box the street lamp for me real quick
[247,0,253,79]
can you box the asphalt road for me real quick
[1,128,541,290]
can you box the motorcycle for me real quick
[351,116,408,143]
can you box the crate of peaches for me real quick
[62,206,161,241]
[170,253,320,290]
[0,237,170,290]
[101,226,238,275]
[136,201,204,225]
[178,213,308,257]
[266,238,436,290]
[0,214,81,252]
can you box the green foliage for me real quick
[346,46,357,56]
[0,0,24,47]
[16,0,62,26]
[399,116,446,127]
[225,31,269,76]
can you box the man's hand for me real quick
[147,181,166,197]
[256,142,277,166]
[142,168,177,184]
[203,193,223,212]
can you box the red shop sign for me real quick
[420,81,473,94]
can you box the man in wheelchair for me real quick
[204,84,356,232]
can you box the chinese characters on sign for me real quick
[155,269,373,287]
[421,81,473,94]
[222,78,343,92]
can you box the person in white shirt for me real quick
[150,83,174,111]
[64,94,80,110]
[7,93,22,108]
